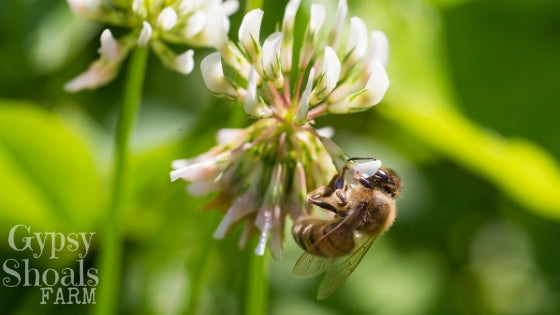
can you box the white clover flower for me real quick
[171,120,343,259]
[201,0,389,118]
[172,0,391,258]
[64,0,238,91]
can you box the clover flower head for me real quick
[200,0,390,117]
[64,0,239,91]
[172,0,391,258]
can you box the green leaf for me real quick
[0,100,104,235]
[380,96,560,220]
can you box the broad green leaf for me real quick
[360,0,560,219]
[381,96,560,220]
[0,100,104,237]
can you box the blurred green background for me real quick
[1,0,559,314]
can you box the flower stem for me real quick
[94,47,148,315]
[245,249,269,315]
[245,0,264,11]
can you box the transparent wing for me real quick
[293,251,335,278]
[316,233,377,300]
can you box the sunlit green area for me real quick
[1,0,559,314]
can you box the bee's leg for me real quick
[333,166,348,206]
[335,189,347,206]
[308,196,339,214]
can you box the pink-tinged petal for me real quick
[64,61,118,92]
[254,208,272,256]
[213,192,257,239]
[268,223,283,260]
[66,0,101,16]
[216,128,247,145]
[170,155,226,182]
[238,219,254,249]
[99,29,119,61]
[187,181,219,196]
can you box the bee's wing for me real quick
[316,233,377,300]
[293,251,335,278]
[293,212,359,278]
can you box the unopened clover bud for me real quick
[244,67,272,117]
[238,9,264,62]
[138,21,152,47]
[185,11,206,37]
[345,17,368,66]
[311,46,341,103]
[294,68,315,125]
[132,0,147,18]
[309,4,326,36]
[157,7,178,31]
[367,30,389,67]
[351,60,389,108]
[280,0,300,71]
[174,50,195,75]
[327,0,348,49]
[99,29,119,61]
[261,32,283,84]
[200,52,237,96]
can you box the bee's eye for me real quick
[375,169,389,182]
[335,176,345,190]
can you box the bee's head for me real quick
[358,167,402,197]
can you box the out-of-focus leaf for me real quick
[359,0,560,219]
[0,100,104,236]
[381,96,560,220]
[29,3,99,74]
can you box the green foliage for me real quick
[0,0,559,314]
[0,101,103,235]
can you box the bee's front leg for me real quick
[307,169,349,214]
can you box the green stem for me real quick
[94,47,148,315]
[245,0,264,11]
[246,250,269,315]
[184,212,221,315]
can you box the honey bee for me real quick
[292,158,402,299]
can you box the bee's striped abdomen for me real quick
[293,218,355,258]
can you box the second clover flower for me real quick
[65,0,239,91]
